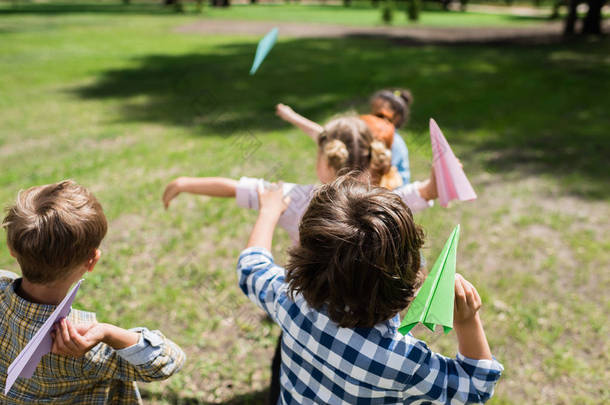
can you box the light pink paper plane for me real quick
[430,118,477,207]
[4,280,83,395]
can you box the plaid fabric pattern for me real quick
[237,248,503,405]
[0,275,185,404]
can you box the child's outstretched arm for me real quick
[236,184,290,324]
[276,103,323,141]
[246,183,291,251]
[52,319,185,382]
[453,274,492,360]
[163,177,238,209]
[401,274,502,404]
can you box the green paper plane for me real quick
[398,225,460,335]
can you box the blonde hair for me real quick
[2,180,107,284]
[318,116,392,186]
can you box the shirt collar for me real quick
[5,278,62,325]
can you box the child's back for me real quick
[0,181,184,404]
[237,175,503,404]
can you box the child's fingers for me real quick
[60,319,71,344]
[52,328,68,355]
[66,320,88,349]
[162,187,175,209]
[454,274,466,311]
[460,277,480,310]
[60,319,80,353]
[463,281,477,311]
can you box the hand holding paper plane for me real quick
[4,280,83,395]
[399,226,460,335]
[250,28,278,75]
[430,119,477,207]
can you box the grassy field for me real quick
[1,3,609,404]
[0,1,556,27]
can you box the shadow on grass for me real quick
[0,1,176,15]
[141,387,269,405]
[73,36,610,198]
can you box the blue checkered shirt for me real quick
[237,248,503,404]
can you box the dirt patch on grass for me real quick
[175,19,598,45]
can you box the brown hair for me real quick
[286,174,425,328]
[2,180,108,284]
[317,116,392,186]
[370,88,414,129]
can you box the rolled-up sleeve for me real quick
[394,182,434,213]
[405,338,503,404]
[82,328,186,382]
[235,177,313,243]
[235,177,262,210]
[236,247,286,323]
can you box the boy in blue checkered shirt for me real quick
[237,175,503,404]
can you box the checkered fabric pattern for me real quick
[0,274,185,404]
[237,248,503,405]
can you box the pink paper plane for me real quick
[430,118,477,207]
[4,280,83,395]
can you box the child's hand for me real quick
[162,178,183,209]
[418,166,438,201]
[275,103,295,121]
[51,319,106,357]
[427,165,438,200]
[453,274,482,325]
[258,182,290,219]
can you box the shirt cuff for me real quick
[456,352,504,374]
[116,328,164,366]
[238,246,274,262]
[413,181,435,208]
[235,177,261,210]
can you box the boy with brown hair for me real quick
[1,180,185,404]
[237,175,503,404]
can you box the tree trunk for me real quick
[564,0,579,34]
[582,0,605,34]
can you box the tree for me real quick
[582,0,605,34]
[564,0,607,35]
[407,0,421,21]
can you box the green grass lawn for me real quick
[0,1,557,27]
[1,4,609,405]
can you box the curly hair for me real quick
[286,174,425,328]
[318,116,392,187]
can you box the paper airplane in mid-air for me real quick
[4,280,83,394]
[398,225,460,335]
[250,27,278,75]
[430,119,477,207]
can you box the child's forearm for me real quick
[454,314,493,360]
[285,112,323,141]
[177,177,238,197]
[246,210,281,251]
[100,323,140,350]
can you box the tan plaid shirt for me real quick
[0,274,185,404]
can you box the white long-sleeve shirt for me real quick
[235,177,432,243]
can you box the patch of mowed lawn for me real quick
[0,6,609,405]
[1,1,550,27]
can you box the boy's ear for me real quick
[9,249,16,258]
[85,249,101,273]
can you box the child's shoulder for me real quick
[0,271,18,292]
